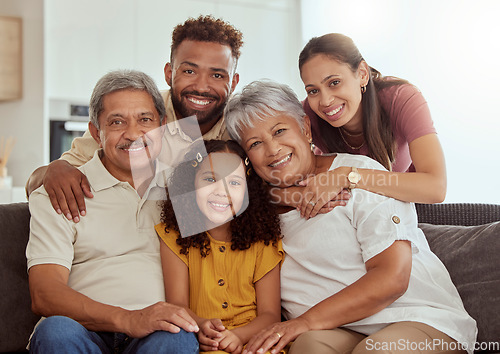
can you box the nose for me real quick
[213,179,229,197]
[264,138,282,157]
[319,90,335,107]
[123,120,144,142]
[193,74,210,93]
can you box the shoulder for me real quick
[333,153,387,172]
[378,83,426,109]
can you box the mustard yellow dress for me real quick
[155,224,285,353]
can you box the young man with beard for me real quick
[26,15,243,222]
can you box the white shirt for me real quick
[280,153,477,352]
[27,150,167,310]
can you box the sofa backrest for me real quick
[0,202,40,352]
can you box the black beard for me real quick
[171,89,227,127]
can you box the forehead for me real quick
[197,152,245,178]
[240,113,302,137]
[173,40,236,71]
[100,89,156,115]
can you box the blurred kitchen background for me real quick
[1,0,499,204]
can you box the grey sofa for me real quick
[1,202,499,353]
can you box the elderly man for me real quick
[26,70,199,353]
[26,15,244,223]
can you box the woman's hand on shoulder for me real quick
[198,318,225,351]
[297,167,351,219]
[242,318,310,354]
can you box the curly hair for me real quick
[160,140,281,257]
[171,15,244,62]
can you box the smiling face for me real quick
[300,54,369,131]
[89,89,163,182]
[239,113,315,187]
[194,152,247,229]
[165,40,240,134]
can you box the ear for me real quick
[230,72,240,93]
[164,62,173,87]
[89,122,102,147]
[358,60,370,87]
[303,115,313,141]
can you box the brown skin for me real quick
[28,89,199,336]
[25,40,240,222]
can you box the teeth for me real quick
[188,97,210,105]
[326,105,342,116]
[124,145,145,152]
[210,202,229,208]
[269,154,291,167]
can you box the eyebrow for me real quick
[181,61,229,75]
[244,122,282,144]
[304,74,340,89]
[199,170,245,180]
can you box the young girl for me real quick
[155,139,284,354]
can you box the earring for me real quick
[191,152,203,167]
[244,157,250,166]
[246,167,252,176]
[309,140,315,153]
[361,85,367,94]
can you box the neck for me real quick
[176,112,220,138]
[207,221,232,242]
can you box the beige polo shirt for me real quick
[26,150,167,310]
[60,90,230,168]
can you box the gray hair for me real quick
[89,70,166,128]
[224,80,306,144]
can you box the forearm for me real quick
[231,311,281,344]
[25,165,48,197]
[355,168,446,204]
[299,262,408,330]
[30,276,129,333]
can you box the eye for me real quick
[203,177,216,183]
[329,79,340,87]
[274,128,286,135]
[229,180,241,186]
[109,119,123,126]
[249,141,261,149]
[306,88,319,96]
[184,69,195,75]
[213,73,224,79]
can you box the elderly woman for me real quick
[223,80,477,354]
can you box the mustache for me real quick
[116,137,151,150]
[181,90,218,100]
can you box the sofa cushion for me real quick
[0,202,40,352]
[419,221,500,347]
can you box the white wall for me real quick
[45,0,303,99]
[0,0,45,190]
[301,0,500,204]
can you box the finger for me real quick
[156,321,181,334]
[302,198,317,219]
[54,186,74,221]
[199,343,218,352]
[45,186,62,214]
[165,310,199,333]
[297,175,313,186]
[211,318,225,331]
[332,189,351,202]
[198,333,220,348]
[67,185,85,223]
[245,332,271,354]
[255,333,280,354]
[76,176,92,216]
[203,325,223,339]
